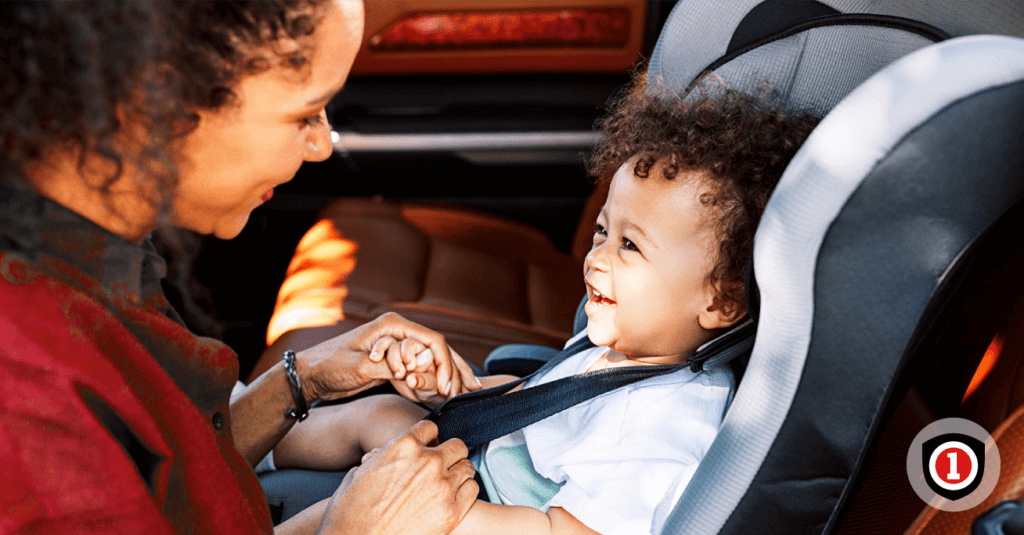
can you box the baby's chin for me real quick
[585,322,617,348]
[586,324,695,361]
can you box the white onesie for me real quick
[476,331,735,535]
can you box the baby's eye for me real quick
[621,237,639,252]
[594,223,607,237]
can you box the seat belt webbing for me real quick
[427,336,682,448]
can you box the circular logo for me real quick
[907,418,999,512]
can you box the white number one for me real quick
[947,451,960,480]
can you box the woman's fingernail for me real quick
[416,349,432,367]
[475,376,482,387]
[444,381,451,396]
[406,360,416,370]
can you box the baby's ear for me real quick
[698,294,747,331]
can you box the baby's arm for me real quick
[478,374,520,389]
[273,394,428,471]
[451,501,599,535]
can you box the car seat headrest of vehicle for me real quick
[688,0,950,94]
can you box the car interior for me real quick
[169,1,1024,533]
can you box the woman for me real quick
[0,1,478,534]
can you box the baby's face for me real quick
[584,159,723,362]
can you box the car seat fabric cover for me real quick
[648,0,1024,116]
[658,36,1024,535]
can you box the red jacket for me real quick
[0,194,272,534]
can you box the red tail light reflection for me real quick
[963,334,1003,402]
[370,9,631,51]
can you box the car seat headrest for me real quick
[659,35,1024,535]
[648,0,1024,116]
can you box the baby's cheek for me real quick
[615,301,668,350]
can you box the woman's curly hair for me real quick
[166,0,326,118]
[588,72,821,315]
[1,0,328,211]
[0,1,180,212]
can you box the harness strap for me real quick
[428,322,754,448]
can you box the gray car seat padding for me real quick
[648,0,1024,116]
[660,35,1024,535]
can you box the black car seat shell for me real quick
[661,35,1024,535]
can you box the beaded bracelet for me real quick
[282,350,309,422]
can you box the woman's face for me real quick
[172,0,363,239]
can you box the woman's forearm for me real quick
[230,363,302,466]
[231,313,475,465]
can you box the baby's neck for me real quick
[586,349,688,372]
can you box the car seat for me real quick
[659,35,1024,535]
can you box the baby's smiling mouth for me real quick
[586,280,616,306]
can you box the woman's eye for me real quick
[301,113,325,127]
[621,237,639,252]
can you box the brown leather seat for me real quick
[249,187,609,381]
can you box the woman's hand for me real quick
[368,336,482,408]
[298,312,470,403]
[232,312,471,468]
[316,420,479,535]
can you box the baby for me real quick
[271,74,820,535]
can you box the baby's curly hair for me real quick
[588,72,820,316]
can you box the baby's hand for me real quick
[367,335,481,408]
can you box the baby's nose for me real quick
[585,246,610,272]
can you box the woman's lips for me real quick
[261,189,274,202]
